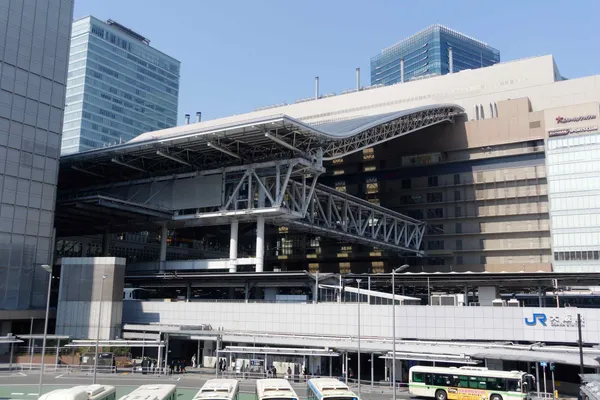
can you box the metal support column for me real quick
[464,285,468,306]
[229,220,238,273]
[197,340,201,368]
[535,362,540,394]
[55,339,60,370]
[371,353,374,388]
[29,338,34,370]
[157,332,163,375]
[159,223,168,272]
[314,272,319,304]
[102,228,111,256]
[367,277,371,304]
[344,352,348,384]
[164,334,169,375]
[244,282,249,303]
[186,282,191,302]
[538,286,543,307]
[255,216,265,272]
[215,335,221,377]
[9,342,14,371]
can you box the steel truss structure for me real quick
[170,159,425,253]
[58,105,463,254]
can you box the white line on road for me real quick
[55,374,64,378]
[11,393,24,395]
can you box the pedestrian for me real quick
[170,359,175,375]
[191,354,196,369]
[272,365,277,378]
[286,366,292,380]
[181,360,186,373]
[176,360,180,374]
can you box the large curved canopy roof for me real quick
[60,104,463,186]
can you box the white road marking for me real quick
[55,374,64,378]
[28,393,39,396]
[11,393,24,395]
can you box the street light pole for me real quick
[38,264,53,396]
[356,278,362,398]
[93,274,108,385]
[392,264,409,400]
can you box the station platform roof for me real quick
[58,105,463,188]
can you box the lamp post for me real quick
[392,264,409,400]
[356,278,362,398]
[93,274,108,384]
[38,264,53,396]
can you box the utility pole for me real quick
[578,313,584,377]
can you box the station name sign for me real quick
[525,312,585,327]
[548,126,598,137]
[556,115,597,124]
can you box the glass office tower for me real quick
[0,0,74,310]
[371,24,500,86]
[61,17,180,155]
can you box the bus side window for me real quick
[413,372,425,383]
[425,374,433,385]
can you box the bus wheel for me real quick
[491,394,503,400]
[435,389,447,400]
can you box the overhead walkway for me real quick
[57,105,463,263]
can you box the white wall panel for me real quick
[123,301,600,344]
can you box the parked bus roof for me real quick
[410,366,525,379]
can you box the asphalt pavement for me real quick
[0,369,411,400]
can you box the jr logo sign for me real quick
[524,313,547,326]
[524,313,584,327]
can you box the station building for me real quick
[3,54,600,390]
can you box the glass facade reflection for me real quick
[371,25,500,86]
[61,17,180,154]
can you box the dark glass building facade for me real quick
[0,0,74,310]
[61,16,180,155]
[371,24,500,86]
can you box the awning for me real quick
[221,346,339,357]
[65,340,165,348]
[380,352,480,365]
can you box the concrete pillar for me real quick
[229,221,238,273]
[159,224,168,271]
[255,216,265,272]
[102,229,110,256]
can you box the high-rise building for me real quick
[0,0,74,317]
[61,16,180,155]
[370,24,500,86]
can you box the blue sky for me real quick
[74,0,600,124]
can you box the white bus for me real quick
[409,366,535,400]
[193,379,239,400]
[307,378,359,400]
[39,384,116,400]
[256,379,299,400]
[118,384,177,400]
